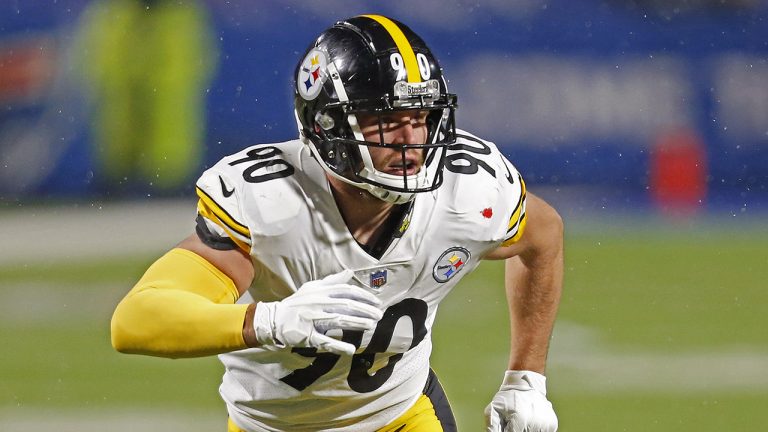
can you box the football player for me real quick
[111,14,562,432]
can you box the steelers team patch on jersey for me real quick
[432,247,470,283]
[297,48,328,101]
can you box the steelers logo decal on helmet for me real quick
[297,49,328,101]
[432,247,471,283]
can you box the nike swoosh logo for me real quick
[219,176,235,198]
[500,154,515,184]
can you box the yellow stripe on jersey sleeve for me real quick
[195,187,250,237]
[501,175,528,246]
[197,200,251,254]
[362,14,421,83]
[195,187,251,253]
[502,211,527,247]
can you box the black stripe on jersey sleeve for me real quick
[195,214,238,251]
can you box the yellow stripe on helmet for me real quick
[362,14,421,83]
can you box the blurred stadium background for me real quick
[1,0,766,431]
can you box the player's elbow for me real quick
[110,326,132,354]
[540,202,564,251]
[528,194,564,256]
[110,293,167,356]
[110,299,141,354]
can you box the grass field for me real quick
[1,206,766,431]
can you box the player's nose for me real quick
[391,117,420,144]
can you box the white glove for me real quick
[253,269,383,355]
[485,370,558,432]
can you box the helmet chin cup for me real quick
[365,184,416,205]
[357,164,428,204]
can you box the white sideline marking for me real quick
[0,200,195,266]
[0,281,126,324]
[0,408,223,432]
[548,321,768,394]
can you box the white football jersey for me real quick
[194,129,527,432]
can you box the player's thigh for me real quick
[228,405,445,432]
[378,369,457,432]
[227,418,244,432]
[228,370,457,432]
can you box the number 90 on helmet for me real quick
[294,14,458,204]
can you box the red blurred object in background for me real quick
[649,129,708,216]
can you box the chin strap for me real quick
[367,185,415,205]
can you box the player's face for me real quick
[357,110,427,176]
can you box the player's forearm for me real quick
[111,248,250,358]
[504,208,563,373]
[111,289,249,357]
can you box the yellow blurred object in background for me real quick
[76,0,217,191]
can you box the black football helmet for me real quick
[294,14,457,204]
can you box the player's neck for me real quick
[328,177,398,246]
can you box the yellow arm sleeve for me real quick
[111,248,249,358]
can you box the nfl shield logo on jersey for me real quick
[370,269,388,289]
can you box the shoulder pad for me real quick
[196,140,308,242]
[439,130,527,245]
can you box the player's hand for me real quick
[252,269,383,355]
[485,370,558,432]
